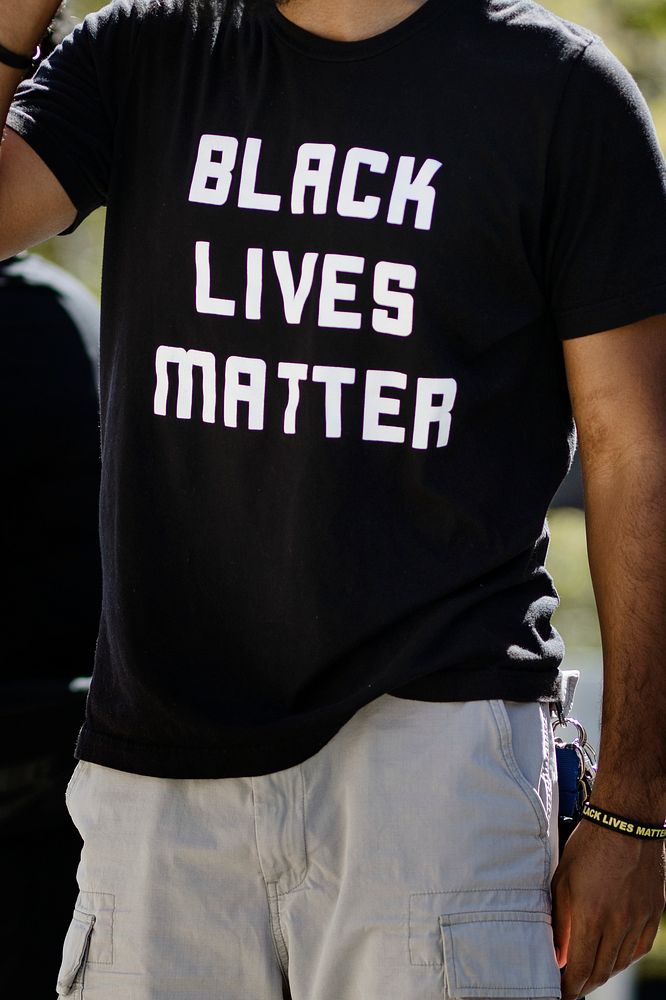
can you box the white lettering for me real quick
[277,362,309,435]
[154,345,217,423]
[273,251,320,324]
[292,143,336,215]
[318,254,365,330]
[188,134,238,206]
[362,370,407,444]
[189,135,442,231]
[412,378,458,449]
[153,348,459,447]
[387,156,442,231]
[245,248,263,320]
[238,138,282,212]
[337,147,389,220]
[195,241,236,317]
[224,356,266,430]
[312,366,356,438]
[372,261,417,337]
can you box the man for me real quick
[0,2,664,998]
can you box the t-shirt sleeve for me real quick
[5,1,142,232]
[543,38,666,339]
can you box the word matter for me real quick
[153,346,458,450]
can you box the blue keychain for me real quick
[553,712,597,851]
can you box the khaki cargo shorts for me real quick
[58,695,562,999]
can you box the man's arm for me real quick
[554,314,666,1000]
[0,1,76,259]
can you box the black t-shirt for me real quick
[1,253,101,763]
[8,0,666,777]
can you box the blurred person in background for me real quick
[0,8,101,991]
[0,2,665,1000]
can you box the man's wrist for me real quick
[581,803,666,841]
[589,767,666,822]
[0,40,40,70]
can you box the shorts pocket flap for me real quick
[440,909,561,998]
[57,910,95,995]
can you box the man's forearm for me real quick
[0,1,77,259]
[582,446,666,820]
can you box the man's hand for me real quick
[552,819,665,1000]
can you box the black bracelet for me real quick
[582,803,666,840]
[0,41,40,72]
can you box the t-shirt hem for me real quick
[390,665,560,704]
[556,282,666,340]
[75,717,351,779]
[75,667,561,778]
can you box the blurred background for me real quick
[28,2,666,998]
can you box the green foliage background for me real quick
[547,507,601,653]
[40,0,666,656]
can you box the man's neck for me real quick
[276,0,429,43]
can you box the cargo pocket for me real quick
[57,891,114,996]
[56,910,95,996]
[409,888,560,998]
[439,910,561,998]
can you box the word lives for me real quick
[195,244,417,337]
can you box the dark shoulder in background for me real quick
[0,253,101,764]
